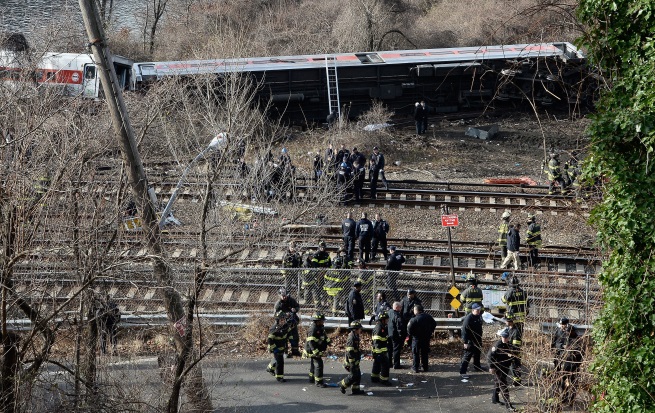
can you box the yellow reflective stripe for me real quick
[306,337,318,342]
[372,336,387,341]
[372,348,387,353]
[512,340,522,346]
[325,275,346,282]
[346,347,355,351]
[508,301,527,305]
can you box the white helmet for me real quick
[501,211,511,219]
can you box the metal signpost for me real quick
[441,205,460,315]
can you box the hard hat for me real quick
[378,312,389,320]
[407,288,416,295]
[349,320,362,329]
[275,310,286,319]
[312,313,326,321]
[510,276,520,286]
[340,162,348,168]
[353,280,362,287]
[501,272,511,281]
[373,146,379,151]
[278,287,288,296]
[559,317,569,325]
[504,313,516,321]
[465,273,477,282]
[318,241,326,248]
[527,213,535,221]
[281,147,288,154]
[389,245,396,251]
[502,211,511,219]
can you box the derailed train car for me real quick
[132,42,591,124]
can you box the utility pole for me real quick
[78,2,212,411]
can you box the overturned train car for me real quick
[132,42,592,124]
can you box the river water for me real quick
[0,0,139,37]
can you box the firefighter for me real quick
[345,280,365,325]
[371,312,391,384]
[266,311,293,382]
[274,288,301,358]
[407,304,437,373]
[386,246,406,300]
[498,211,511,259]
[460,303,485,378]
[305,313,331,387]
[488,329,518,411]
[557,337,583,405]
[460,274,484,313]
[546,152,567,195]
[354,260,375,313]
[371,213,390,261]
[552,317,579,371]
[341,212,357,259]
[325,248,351,315]
[526,214,542,268]
[355,212,373,262]
[339,321,365,395]
[301,249,318,305]
[504,313,523,386]
[311,241,332,308]
[502,275,529,338]
[281,241,302,293]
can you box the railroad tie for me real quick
[201,289,214,301]
[557,263,567,273]
[430,195,436,201]
[144,288,156,300]
[445,195,451,202]
[576,264,586,273]
[189,248,197,258]
[239,290,250,303]
[467,259,476,268]
[415,256,424,266]
[549,308,559,319]
[172,248,182,258]
[504,198,511,205]
[222,289,234,301]
[385,193,392,200]
[109,287,118,297]
[239,249,250,260]
[452,257,459,267]
[259,250,269,259]
[274,250,284,261]
[258,291,269,303]
[485,259,494,269]
[126,287,137,298]
[519,198,526,206]
[489,197,496,204]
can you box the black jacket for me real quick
[401,296,422,322]
[274,296,300,314]
[407,311,437,341]
[487,339,516,372]
[282,250,302,268]
[356,218,373,239]
[374,300,391,320]
[506,226,521,252]
[342,218,356,237]
[552,325,579,351]
[372,219,390,239]
[388,308,405,338]
[385,251,405,271]
[370,152,385,170]
[305,323,330,355]
[345,288,365,320]
[461,312,483,347]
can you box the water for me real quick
[0,0,140,37]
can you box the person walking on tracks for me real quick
[501,224,521,271]
[546,152,567,195]
[371,312,391,385]
[488,329,519,411]
[341,212,357,259]
[371,213,390,261]
[266,311,293,382]
[339,321,366,395]
[460,303,486,378]
[526,214,542,268]
[274,288,301,358]
[498,211,511,259]
[305,313,331,387]
[370,146,388,192]
[407,304,437,373]
[355,212,373,262]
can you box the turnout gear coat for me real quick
[268,322,290,354]
[502,287,529,322]
[305,323,330,357]
[488,339,517,373]
[371,322,389,353]
[460,285,484,313]
[274,296,300,315]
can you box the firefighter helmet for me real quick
[510,276,520,286]
[275,310,286,320]
[504,313,516,321]
[378,312,389,320]
[349,320,362,330]
[312,313,326,321]
[318,241,326,248]
[558,317,570,325]
[501,211,511,219]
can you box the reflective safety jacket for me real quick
[497,221,509,246]
[267,323,289,353]
[506,325,522,347]
[547,158,562,180]
[526,222,542,248]
[460,285,484,313]
[305,323,330,357]
[324,268,348,297]
[371,322,389,353]
[311,250,332,268]
[344,331,362,366]
[502,287,528,322]
[282,250,302,268]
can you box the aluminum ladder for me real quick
[325,55,341,123]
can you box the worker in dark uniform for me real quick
[557,335,583,405]
[301,249,317,304]
[488,329,518,411]
[526,213,542,268]
[326,247,350,315]
[498,211,511,259]
[460,303,485,378]
[370,146,388,194]
[546,152,567,195]
[371,312,391,384]
[388,301,405,369]
[352,159,366,201]
[350,147,366,169]
[401,289,422,326]
[501,223,521,271]
[355,212,373,262]
[339,321,365,395]
[305,313,331,387]
[311,241,332,309]
[312,151,324,182]
[414,102,425,135]
[371,213,390,261]
[281,241,302,293]
[341,212,357,259]
[551,317,579,371]
[274,288,301,358]
[407,304,437,373]
[354,260,374,314]
[326,109,338,129]
[336,162,351,203]
[502,276,529,338]
[385,246,405,300]
[460,274,484,313]
[370,291,391,325]
[336,144,350,167]
[266,311,293,382]
[504,313,523,386]
[344,280,365,325]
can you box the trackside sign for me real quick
[441,215,459,227]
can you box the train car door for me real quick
[82,63,100,98]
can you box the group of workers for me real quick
[497,211,543,270]
[545,150,583,196]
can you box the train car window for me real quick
[84,65,96,80]
[400,53,426,57]
[355,53,384,64]
[46,71,56,81]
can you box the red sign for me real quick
[441,214,459,227]
[174,317,187,337]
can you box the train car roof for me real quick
[138,42,583,77]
